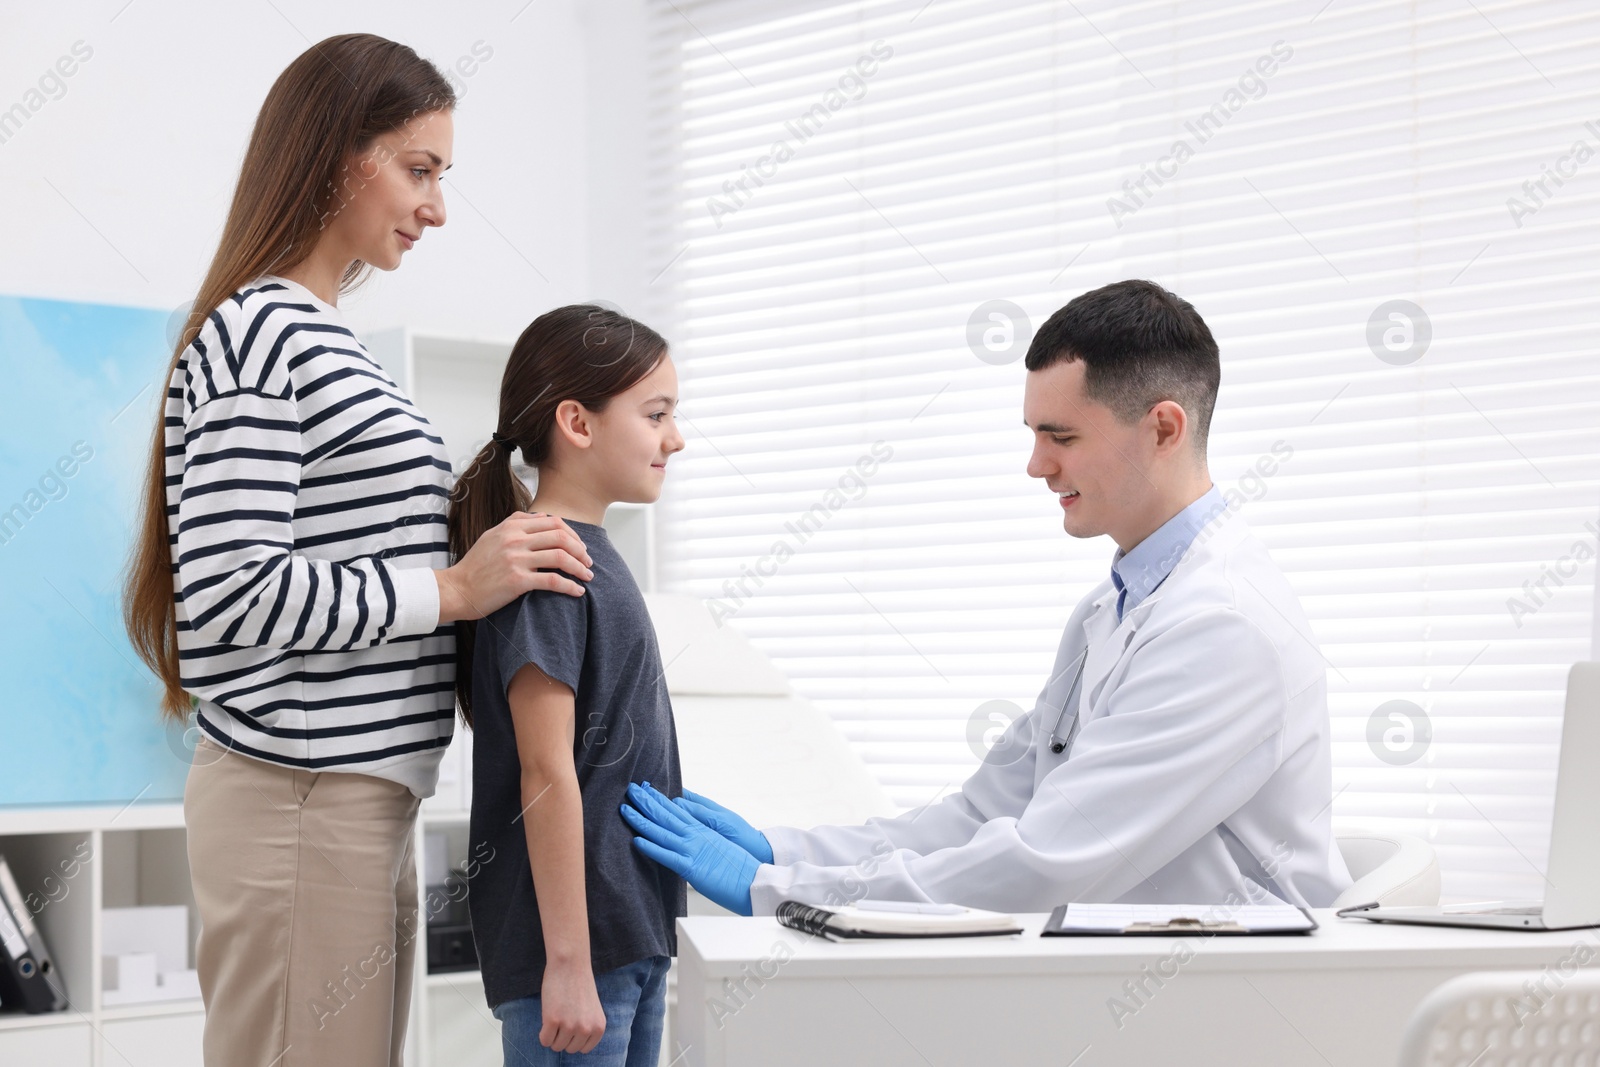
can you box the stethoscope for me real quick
[1045,645,1092,754]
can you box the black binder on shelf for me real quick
[0,854,68,1013]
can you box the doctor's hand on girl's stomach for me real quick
[673,786,775,865]
[622,782,760,916]
[539,958,607,1054]
[435,511,596,623]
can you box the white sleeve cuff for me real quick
[762,825,804,866]
[749,863,789,917]
[388,564,442,638]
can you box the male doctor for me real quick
[622,279,1353,915]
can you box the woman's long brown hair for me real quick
[448,306,668,727]
[122,34,456,722]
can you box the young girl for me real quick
[122,34,591,1066]
[449,305,687,1064]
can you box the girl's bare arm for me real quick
[507,661,606,1054]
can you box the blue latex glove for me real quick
[642,782,774,864]
[622,782,759,916]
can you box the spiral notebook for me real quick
[775,900,1024,940]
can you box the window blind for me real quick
[643,0,1600,902]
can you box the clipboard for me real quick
[1042,902,1319,936]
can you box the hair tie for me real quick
[491,431,514,454]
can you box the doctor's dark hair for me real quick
[447,304,668,727]
[1024,279,1220,452]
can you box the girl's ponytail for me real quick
[446,432,533,728]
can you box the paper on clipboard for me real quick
[1048,902,1317,934]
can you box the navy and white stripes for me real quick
[165,275,455,796]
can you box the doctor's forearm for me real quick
[764,793,990,869]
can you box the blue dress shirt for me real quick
[1111,486,1227,621]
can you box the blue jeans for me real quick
[494,955,671,1067]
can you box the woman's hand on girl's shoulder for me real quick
[539,958,607,1053]
[437,512,595,623]
[509,511,596,596]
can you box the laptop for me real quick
[1344,661,1600,931]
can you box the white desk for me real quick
[674,910,1600,1067]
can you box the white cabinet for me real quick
[0,803,505,1067]
[0,809,203,1067]
[0,1018,92,1063]
[364,328,516,477]
[99,1008,206,1066]
[420,970,502,1066]
[406,805,498,1067]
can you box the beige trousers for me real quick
[184,733,421,1067]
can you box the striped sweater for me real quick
[164,275,455,796]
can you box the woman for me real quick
[121,34,591,1067]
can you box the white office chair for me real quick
[1397,970,1600,1066]
[1332,830,1441,909]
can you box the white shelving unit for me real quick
[409,792,498,1067]
[366,329,512,478]
[0,798,513,1066]
[0,803,203,1067]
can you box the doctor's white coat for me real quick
[748,507,1353,915]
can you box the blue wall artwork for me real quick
[0,293,190,806]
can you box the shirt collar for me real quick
[1111,485,1226,620]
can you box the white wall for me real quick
[1,0,651,344]
[579,0,654,320]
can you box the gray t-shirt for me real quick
[467,519,685,1008]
